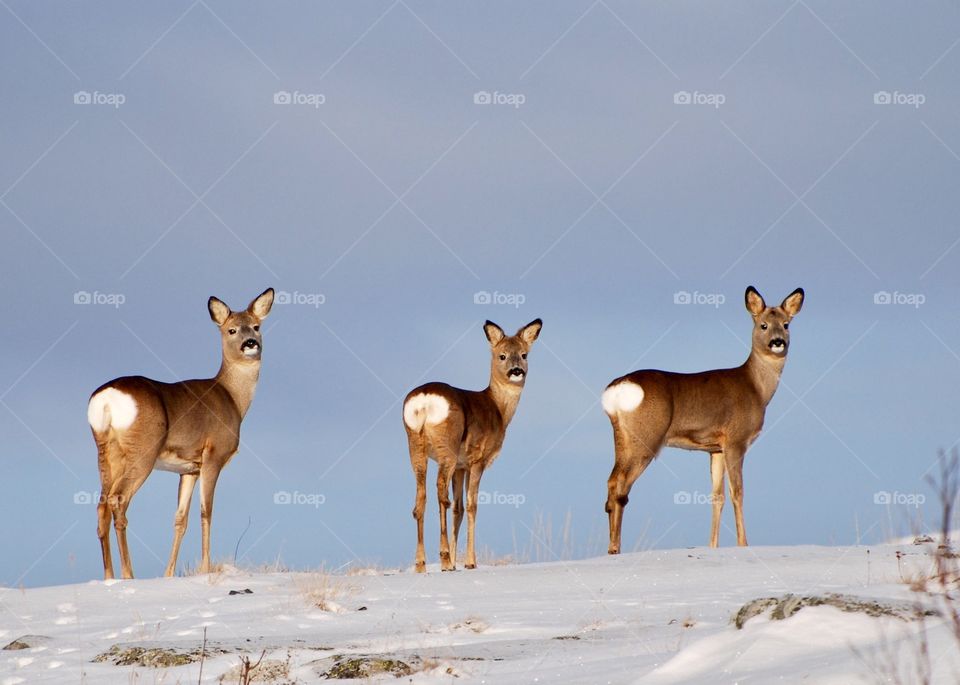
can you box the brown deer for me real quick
[87,288,274,579]
[602,286,803,552]
[403,318,542,572]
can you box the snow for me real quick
[1,544,957,683]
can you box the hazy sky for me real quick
[2,1,959,587]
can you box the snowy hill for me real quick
[1,544,957,683]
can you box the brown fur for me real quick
[404,319,542,572]
[603,286,804,552]
[89,288,274,579]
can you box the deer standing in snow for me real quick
[403,319,542,572]
[87,288,274,579]
[602,286,803,551]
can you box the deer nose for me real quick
[241,338,260,350]
[508,367,524,377]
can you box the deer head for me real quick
[745,286,804,359]
[483,319,543,387]
[208,288,275,365]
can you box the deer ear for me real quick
[484,320,505,346]
[248,288,274,319]
[781,288,804,317]
[208,296,231,325]
[518,318,542,345]
[744,286,765,317]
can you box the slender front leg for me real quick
[198,463,222,574]
[164,473,199,577]
[451,468,465,568]
[436,463,454,571]
[464,463,484,569]
[724,447,748,546]
[709,452,726,548]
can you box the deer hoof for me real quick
[464,563,476,570]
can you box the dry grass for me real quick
[294,570,356,613]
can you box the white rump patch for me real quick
[403,393,450,431]
[87,387,138,433]
[601,381,644,416]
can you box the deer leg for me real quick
[607,424,659,554]
[709,452,726,548]
[198,462,222,574]
[164,473,199,577]
[436,463,454,571]
[109,461,154,580]
[606,462,626,555]
[724,447,748,546]
[464,462,484,569]
[408,432,428,573]
[95,438,118,580]
[451,468,466,568]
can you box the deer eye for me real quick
[499,354,506,361]
[228,328,237,335]
[783,322,789,329]
[760,323,768,330]
[253,325,260,332]
[521,353,527,359]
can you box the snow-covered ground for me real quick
[1,543,957,684]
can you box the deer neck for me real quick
[215,358,262,418]
[743,348,786,406]
[486,376,524,427]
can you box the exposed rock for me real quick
[734,593,935,629]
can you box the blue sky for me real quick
[2,1,959,586]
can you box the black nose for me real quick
[769,338,786,347]
[242,338,259,350]
[508,367,524,377]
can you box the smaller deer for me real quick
[87,288,274,579]
[602,286,804,552]
[403,318,542,572]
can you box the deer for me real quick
[87,288,274,580]
[601,286,804,552]
[403,318,542,572]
